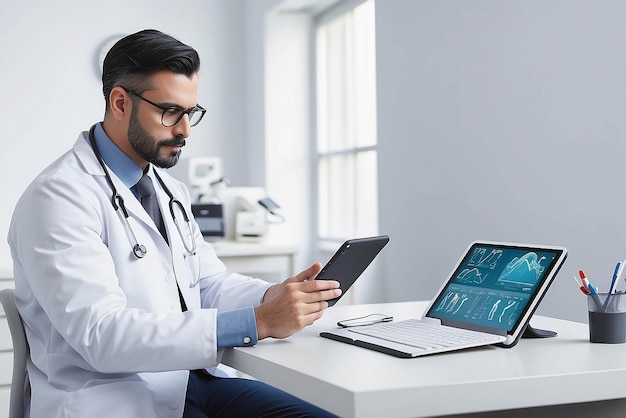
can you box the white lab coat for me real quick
[7,131,272,418]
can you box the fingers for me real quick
[276,280,340,305]
[261,264,340,304]
[291,265,342,302]
[288,262,323,283]
[302,306,325,326]
[300,286,341,304]
[300,276,341,293]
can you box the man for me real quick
[8,29,340,417]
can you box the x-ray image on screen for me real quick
[427,244,561,331]
[497,252,546,287]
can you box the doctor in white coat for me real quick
[7,29,340,418]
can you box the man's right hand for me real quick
[254,263,341,340]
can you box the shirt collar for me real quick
[92,122,143,188]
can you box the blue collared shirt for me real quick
[91,123,257,348]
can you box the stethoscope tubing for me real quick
[88,124,197,261]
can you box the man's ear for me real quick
[108,87,130,121]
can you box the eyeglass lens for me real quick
[162,108,204,127]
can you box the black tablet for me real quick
[316,235,390,306]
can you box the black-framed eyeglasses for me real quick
[123,88,206,127]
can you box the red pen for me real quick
[579,270,591,290]
[573,276,590,295]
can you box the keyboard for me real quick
[348,318,500,350]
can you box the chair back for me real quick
[0,288,30,418]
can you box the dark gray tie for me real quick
[135,174,167,241]
[135,173,186,310]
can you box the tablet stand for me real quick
[495,321,557,349]
[521,323,557,338]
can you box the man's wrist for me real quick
[254,305,269,340]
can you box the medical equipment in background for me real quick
[191,203,225,241]
[169,158,285,242]
[217,187,285,242]
[169,157,227,240]
[174,157,226,203]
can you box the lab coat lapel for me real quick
[75,132,195,308]
[151,167,199,309]
[73,132,168,237]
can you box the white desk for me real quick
[222,301,626,417]
[211,240,298,281]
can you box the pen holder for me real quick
[587,293,626,344]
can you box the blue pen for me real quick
[609,262,621,294]
[587,281,606,312]
[614,260,626,293]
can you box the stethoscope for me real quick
[88,125,197,262]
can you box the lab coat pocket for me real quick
[65,380,160,418]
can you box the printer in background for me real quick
[191,203,225,241]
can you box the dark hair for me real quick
[101,29,200,108]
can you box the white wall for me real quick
[0,0,251,269]
[376,0,626,323]
[5,0,624,325]
[263,11,314,268]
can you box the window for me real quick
[315,0,378,245]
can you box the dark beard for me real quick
[127,110,186,168]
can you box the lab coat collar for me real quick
[92,122,142,189]
[73,131,167,241]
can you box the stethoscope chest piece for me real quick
[133,243,148,258]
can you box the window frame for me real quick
[312,0,379,250]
